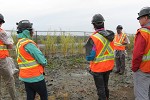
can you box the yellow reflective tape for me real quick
[93,33,113,54]
[119,33,126,44]
[18,60,37,65]
[16,38,39,69]
[19,64,39,69]
[114,42,122,46]
[0,49,7,50]
[18,60,39,69]
[0,45,7,50]
[92,33,114,62]
[93,55,114,63]
[107,45,114,54]
[142,55,150,61]
[19,54,27,62]
[140,28,150,61]
[142,51,150,61]
[16,38,31,62]
[99,41,109,56]
[93,33,106,45]
[140,28,150,34]
[18,60,36,64]
[93,33,107,56]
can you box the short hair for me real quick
[0,20,3,24]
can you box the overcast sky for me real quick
[1,0,150,34]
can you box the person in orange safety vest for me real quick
[114,25,130,75]
[0,13,18,100]
[132,7,150,100]
[85,14,115,100]
[16,20,48,100]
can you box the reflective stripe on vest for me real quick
[119,33,126,43]
[141,28,150,61]
[16,38,34,62]
[114,33,126,46]
[92,33,114,63]
[18,60,39,69]
[16,38,39,69]
[140,28,150,33]
[142,54,150,61]
[0,40,9,58]
[0,45,7,50]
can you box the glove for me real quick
[86,50,96,61]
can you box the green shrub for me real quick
[126,34,135,53]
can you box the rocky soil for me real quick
[0,55,134,100]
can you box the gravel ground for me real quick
[0,55,134,100]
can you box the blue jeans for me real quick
[24,79,48,100]
[92,70,111,100]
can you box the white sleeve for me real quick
[125,36,130,44]
[0,31,14,45]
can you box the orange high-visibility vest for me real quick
[0,28,9,58]
[90,32,114,72]
[114,33,126,50]
[16,38,44,79]
[137,28,150,73]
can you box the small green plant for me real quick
[60,32,71,57]
[77,38,84,54]
[69,36,76,55]
[126,34,135,53]
[40,32,58,57]
[49,32,57,55]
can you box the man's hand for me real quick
[121,41,127,45]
